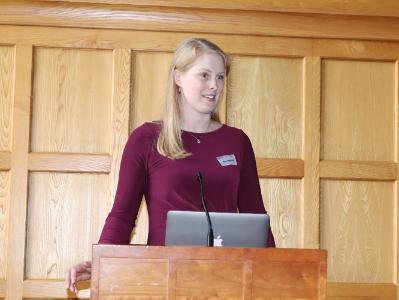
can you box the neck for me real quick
[181,114,212,133]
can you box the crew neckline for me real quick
[182,124,226,135]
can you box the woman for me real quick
[65,38,275,294]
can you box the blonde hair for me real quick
[156,38,229,159]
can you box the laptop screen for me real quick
[165,211,270,248]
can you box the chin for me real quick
[199,108,216,115]
[202,103,218,112]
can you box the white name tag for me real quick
[217,154,237,166]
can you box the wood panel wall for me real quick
[0,1,399,299]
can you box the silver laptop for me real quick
[165,211,269,248]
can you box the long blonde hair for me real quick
[156,38,229,159]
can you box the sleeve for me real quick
[237,132,276,248]
[98,126,149,244]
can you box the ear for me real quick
[174,69,182,87]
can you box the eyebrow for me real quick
[198,68,225,75]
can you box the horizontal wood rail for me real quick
[28,152,111,173]
[257,159,398,180]
[23,279,90,298]
[19,0,399,18]
[22,154,399,181]
[327,282,397,299]
[27,154,304,178]
[256,158,304,179]
[17,279,398,299]
[0,25,312,57]
[1,1,399,41]
[319,160,397,181]
[3,24,399,59]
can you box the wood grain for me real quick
[31,47,112,153]
[0,45,14,152]
[0,152,11,171]
[34,0,399,18]
[26,277,399,298]
[0,278,5,297]
[110,48,131,202]
[129,52,173,245]
[130,52,171,129]
[129,201,149,245]
[321,59,395,161]
[176,260,244,298]
[328,296,396,299]
[256,158,303,179]
[23,279,90,298]
[2,2,399,41]
[260,178,302,248]
[0,172,9,280]
[227,56,303,159]
[100,258,168,297]
[218,84,227,124]
[25,173,109,279]
[396,60,399,300]
[314,39,399,60]
[327,282,396,298]
[0,25,312,57]
[18,280,397,299]
[109,47,136,246]
[303,56,321,249]
[253,261,321,298]
[320,180,395,283]
[320,160,397,181]
[28,152,111,173]
[6,44,32,299]
[92,246,327,300]
[0,1,398,296]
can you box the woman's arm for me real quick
[65,124,154,293]
[98,125,150,244]
[237,132,276,247]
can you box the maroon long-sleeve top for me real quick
[99,122,275,247]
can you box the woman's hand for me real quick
[65,260,92,294]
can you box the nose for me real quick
[209,77,217,90]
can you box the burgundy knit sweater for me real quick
[99,122,275,247]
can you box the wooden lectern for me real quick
[91,245,327,299]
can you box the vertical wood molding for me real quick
[110,49,131,203]
[242,261,253,300]
[167,258,177,300]
[302,55,321,248]
[396,63,399,299]
[6,44,33,300]
[0,152,11,171]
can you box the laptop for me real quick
[165,211,270,248]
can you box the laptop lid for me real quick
[165,211,269,248]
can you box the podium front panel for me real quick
[91,245,327,300]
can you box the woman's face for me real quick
[175,52,225,118]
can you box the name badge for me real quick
[217,154,237,166]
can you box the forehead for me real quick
[189,53,225,73]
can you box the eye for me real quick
[200,72,209,79]
[217,74,225,80]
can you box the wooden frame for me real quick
[0,1,398,299]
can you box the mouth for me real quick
[202,94,217,101]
